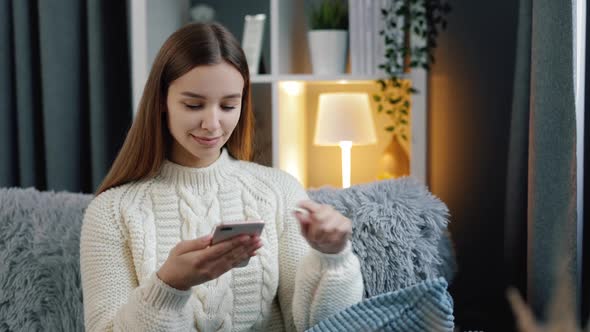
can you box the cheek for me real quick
[166,111,179,132]
[167,109,192,137]
[226,109,242,131]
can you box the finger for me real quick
[290,207,310,218]
[307,219,326,244]
[340,221,353,238]
[220,242,259,269]
[246,241,263,255]
[244,237,263,252]
[311,205,334,223]
[293,208,312,223]
[248,244,262,257]
[297,206,333,238]
[332,217,353,241]
[248,247,261,256]
[174,234,213,255]
[297,200,323,214]
[330,221,352,246]
[316,217,340,243]
[294,213,312,237]
[300,221,311,238]
[326,226,349,246]
[241,240,264,261]
[312,213,344,245]
[202,240,262,278]
[224,245,249,264]
[199,235,251,262]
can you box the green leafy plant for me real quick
[374,0,451,141]
[373,78,414,141]
[309,0,348,30]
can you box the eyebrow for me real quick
[180,91,242,99]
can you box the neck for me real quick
[158,149,236,191]
[169,142,222,168]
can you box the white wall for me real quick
[147,0,189,67]
[129,0,189,115]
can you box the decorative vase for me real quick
[379,134,410,179]
[308,30,348,75]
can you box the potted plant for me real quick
[374,0,451,179]
[308,0,348,75]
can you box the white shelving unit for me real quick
[129,0,427,187]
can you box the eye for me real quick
[221,105,238,111]
[184,104,203,110]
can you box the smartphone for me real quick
[210,221,265,268]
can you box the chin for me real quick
[190,147,217,157]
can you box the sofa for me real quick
[0,177,455,331]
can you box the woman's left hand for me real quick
[293,200,352,254]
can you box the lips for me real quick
[191,134,221,147]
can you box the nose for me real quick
[200,107,221,132]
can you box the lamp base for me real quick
[339,141,352,188]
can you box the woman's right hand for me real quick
[157,234,262,290]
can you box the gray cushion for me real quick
[0,187,92,332]
[308,177,455,298]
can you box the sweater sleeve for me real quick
[80,188,193,332]
[276,174,364,332]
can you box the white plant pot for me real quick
[308,30,348,75]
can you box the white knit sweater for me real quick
[80,149,364,332]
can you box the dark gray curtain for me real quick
[505,0,578,320]
[583,0,590,321]
[0,0,132,193]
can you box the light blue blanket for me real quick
[306,278,454,332]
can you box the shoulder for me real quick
[82,179,156,240]
[85,179,152,221]
[84,184,128,225]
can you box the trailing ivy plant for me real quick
[373,0,451,141]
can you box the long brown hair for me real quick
[96,22,253,195]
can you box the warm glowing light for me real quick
[279,81,307,186]
[281,81,303,96]
[314,93,377,188]
[285,160,301,182]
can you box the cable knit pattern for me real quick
[79,149,364,332]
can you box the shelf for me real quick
[277,74,383,82]
[252,73,411,84]
[251,74,274,83]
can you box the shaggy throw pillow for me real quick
[308,177,455,298]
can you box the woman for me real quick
[80,22,363,332]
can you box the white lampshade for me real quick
[314,93,377,146]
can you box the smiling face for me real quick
[166,62,244,167]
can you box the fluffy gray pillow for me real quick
[0,187,92,332]
[307,177,455,298]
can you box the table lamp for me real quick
[314,93,377,188]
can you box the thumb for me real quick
[295,213,312,237]
[175,234,213,255]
